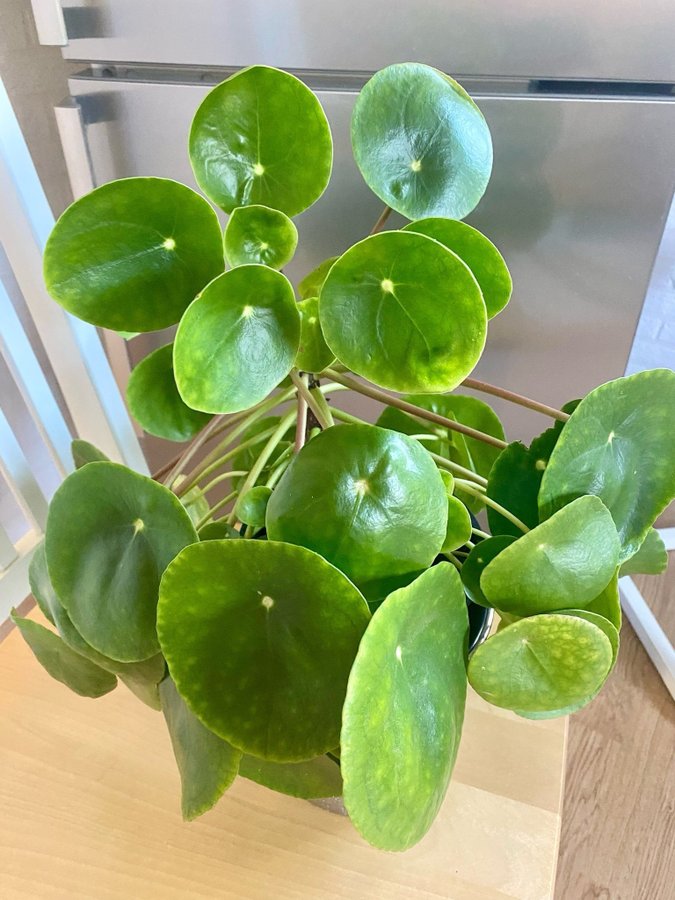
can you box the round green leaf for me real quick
[198,520,240,541]
[266,424,448,586]
[174,266,300,414]
[468,614,613,714]
[461,535,517,608]
[189,65,333,216]
[403,218,511,318]
[619,527,668,577]
[224,205,298,269]
[320,231,486,393]
[239,754,343,799]
[126,344,211,442]
[351,63,492,221]
[71,439,109,470]
[295,296,335,373]
[539,369,675,561]
[160,677,241,821]
[44,177,223,332]
[481,496,620,616]
[157,539,370,762]
[442,496,472,553]
[341,564,469,851]
[297,256,338,299]
[45,462,197,663]
[235,485,272,527]
[11,613,117,699]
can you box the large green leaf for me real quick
[351,63,492,221]
[619,527,668,577]
[320,231,486,393]
[29,544,165,709]
[403,218,511,318]
[295,296,335,373]
[266,424,448,586]
[11,613,117,699]
[341,564,469,851]
[189,66,333,216]
[174,266,300,414]
[468,614,613,714]
[481,496,620,616]
[224,205,298,269]
[43,177,223,332]
[45,462,197,663]
[297,256,338,299]
[157,540,370,762]
[239,754,343,799]
[126,344,211,442]
[539,369,675,561]
[160,678,241,820]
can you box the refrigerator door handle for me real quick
[53,99,94,199]
[30,0,68,46]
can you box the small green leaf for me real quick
[295,296,335,373]
[468,614,613,714]
[198,520,240,541]
[619,528,668,576]
[157,540,370,762]
[224,205,298,269]
[352,63,492,221]
[44,177,223,332]
[174,266,300,414]
[126,344,211,442]
[481,496,620,616]
[239,753,343,799]
[235,485,272,527]
[11,613,117,699]
[320,231,486,393]
[160,677,241,821]
[539,369,675,561]
[266,424,448,586]
[46,462,197,662]
[460,536,517,607]
[71,439,109,470]
[341,564,469,851]
[403,218,511,318]
[297,256,338,299]
[442,496,472,553]
[189,66,333,216]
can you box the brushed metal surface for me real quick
[59,0,675,83]
[67,76,675,443]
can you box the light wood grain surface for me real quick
[556,554,675,900]
[0,610,566,900]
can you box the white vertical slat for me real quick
[0,78,148,474]
[0,276,72,477]
[0,406,50,531]
[619,576,675,701]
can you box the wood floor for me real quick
[555,560,675,899]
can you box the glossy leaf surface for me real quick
[235,485,272,527]
[342,564,469,851]
[160,678,241,820]
[44,178,223,332]
[126,344,211,442]
[539,370,675,561]
[298,256,338,299]
[460,536,516,608]
[46,462,197,662]
[351,63,492,220]
[442,496,472,553]
[266,424,448,586]
[320,232,486,393]
[403,218,511,318]
[174,266,300,414]
[618,527,668,577]
[239,754,343,799]
[189,66,333,216]
[468,615,612,713]
[295,296,335,373]
[481,496,620,616]
[157,540,370,762]
[224,205,298,269]
[11,613,117,699]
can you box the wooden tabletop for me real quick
[0,612,566,900]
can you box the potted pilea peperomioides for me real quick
[10,63,675,851]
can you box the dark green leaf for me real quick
[224,205,298,269]
[235,485,272,527]
[239,753,343,799]
[460,536,517,607]
[198,521,241,541]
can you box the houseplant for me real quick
[10,62,675,852]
